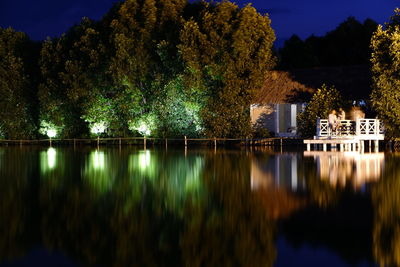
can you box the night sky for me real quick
[0,0,398,45]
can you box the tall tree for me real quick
[278,17,378,69]
[179,2,275,138]
[110,0,188,137]
[0,28,38,139]
[39,18,112,137]
[370,8,400,138]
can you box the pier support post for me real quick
[323,143,327,151]
[184,136,187,147]
[306,143,310,151]
[374,140,379,152]
[214,137,217,149]
[165,138,168,149]
[144,137,146,150]
[97,136,100,147]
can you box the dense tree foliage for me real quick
[370,9,400,138]
[297,84,343,138]
[0,0,276,139]
[0,28,39,139]
[279,17,378,69]
[179,2,275,137]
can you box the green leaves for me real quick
[298,84,343,138]
[0,28,37,139]
[179,2,275,138]
[2,0,276,139]
[371,8,400,138]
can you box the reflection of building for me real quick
[304,151,384,189]
[250,153,306,219]
[251,153,301,191]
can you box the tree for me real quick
[109,0,188,137]
[297,84,343,138]
[0,28,38,139]
[179,2,276,138]
[370,8,400,138]
[278,17,378,69]
[278,34,318,69]
[39,17,113,138]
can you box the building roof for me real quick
[254,65,371,104]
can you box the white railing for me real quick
[316,118,384,139]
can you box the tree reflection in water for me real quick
[0,147,277,267]
[0,147,38,261]
[372,153,400,267]
[1,147,396,267]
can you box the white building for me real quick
[250,103,304,137]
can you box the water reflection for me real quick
[372,153,400,267]
[304,151,384,189]
[0,147,398,267]
[251,153,301,191]
[251,151,384,192]
[40,147,57,173]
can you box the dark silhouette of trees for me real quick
[278,17,378,69]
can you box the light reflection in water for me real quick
[304,151,384,189]
[83,149,113,194]
[128,150,155,178]
[251,151,384,192]
[2,147,397,267]
[138,150,151,170]
[251,153,301,191]
[40,147,57,174]
[92,150,105,170]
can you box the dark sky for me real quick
[0,0,398,44]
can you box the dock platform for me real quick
[304,118,384,152]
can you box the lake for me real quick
[0,146,397,267]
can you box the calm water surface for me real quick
[0,146,397,267]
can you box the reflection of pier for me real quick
[304,151,384,189]
[304,119,384,152]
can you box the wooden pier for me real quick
[304,118,384,152]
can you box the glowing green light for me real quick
[92,150,105,170]
[40,147,57,174]
[82,150,115,195]
[137,123,151,136]
[90,121,107,135]
[47,147,57,169]
[138,150,151,170]
[47,129,57,138]
[128,114,156,137]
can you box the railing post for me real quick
[356,119,360,136]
